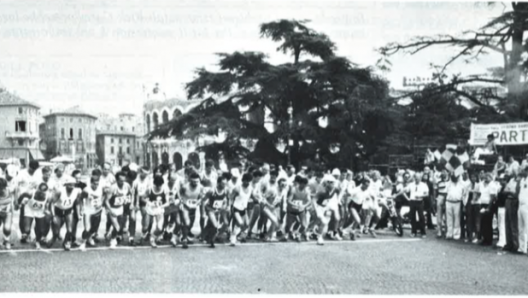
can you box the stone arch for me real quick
[173,152,183,171]
[153,112,159,128]
[161,151,169,165]
[152,151,159,169]
[173,108,183,120]
[146,113,151,133]
[188,152,200,170]
[162,109,169,124]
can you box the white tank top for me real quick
[233,185,253,210]
[27,192,48,218]
[56,187,80,210]
[84,185,104,211]
[181,184,202,208]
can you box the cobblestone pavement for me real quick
[1,233,528,294]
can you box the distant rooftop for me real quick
[44,105,97,119]
[0,89,39,109]
[96,130,136,137]
[144,97,201,112]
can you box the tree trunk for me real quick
[508,3,526,118]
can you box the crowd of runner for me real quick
[0,158,526,254]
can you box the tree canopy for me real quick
[379,2,528,121]
[150,19,398,169]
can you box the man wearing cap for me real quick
[14,160,41,243]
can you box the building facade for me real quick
[0,90,45,167]
[96,132,138,166]
[143,84,208,171]
[42,106,97,170]
[96,113,144,166]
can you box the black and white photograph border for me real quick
[0,0,528,295]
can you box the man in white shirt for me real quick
[445,175,466,240]
[520,154,528,172]
[517,168,528,254]
[506,155,520,177]
[476,173,498,246]
[409,173,429,237]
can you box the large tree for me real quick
[379,2,528,121]
[150,19,397,169]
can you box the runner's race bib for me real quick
[212,200,223,209]
[187,199,198,208]
[62,198,74,208]
[293,200,303,207]
[90,197,102,208]
[114,196,126,206]
[32,200,45,210]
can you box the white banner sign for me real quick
[470,122,528,146]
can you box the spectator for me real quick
[461,172,472,240]
[520,153,528,172]
[495,174,510,248]
[422,172,435,230]
[493,156,507,177]
[436,171,448,238]
[517,168,528,255]
[477,173,499,246]
[409,173,429,238]
[505,155,520,177]
[445,175,464,240]
[503,171,519,252]
[484,134,498,154]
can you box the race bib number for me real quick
[90,197,102,208]
[63,199,73,208]
[292,200,303,207]
[187,199,198,208]
[32,201,45,210]
[212,200,223,209]
[115,196,125,206]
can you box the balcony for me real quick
[5,131,39,140]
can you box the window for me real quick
[111,147,114,154]
[78,128,82,139]
[69,128,74,139]
[79,118,81,123]
[111,138,114,143]
[146,114,151,132]
[136,156,140,164]
[126,147,130,154]
[162,110,169,123]
[70,118,73,123]
[119,138,122,144]
[120,126,124,131]
[18,107,23,114]
[127,139,130,144]
[153,112,159,128]
[18,139,23,146]
[119,147,122,154]
[61,128,65,139]
[15,121,26,132]
[132,127,135,132]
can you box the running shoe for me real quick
[64,241,71,251]
[170,235,178,247]
[87,238,96,247]
[182,240,189,249]
[5,242,11,250]
[150,236,157,248]
[110,239,117,249]
[35,241,41,250]
[79,242,87,251]
[317,236,324,246]
[369,229,377,238]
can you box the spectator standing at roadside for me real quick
[445,175,464,240]
[506,156,520,177]
[503,172,519,252]
[477,173,498,246]
[517,168,528,255]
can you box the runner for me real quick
[78,176,105,251]
[179,172,204,249]
[0,175,15,250]
[105,172,131,248]
[49,176,81,251]
[202,175,229,248]
[132,166,153,245]
[313,175,341,245]
[246,170,263,240]
[165,173,181,247]
[347,179,376,239]
[143,176,169,248]
[284,176,311,242]
[15,160,41,244]
[18,183,51,250]
[229,173,253,246]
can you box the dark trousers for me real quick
[409,200,426,235]
[34,217,51,242]
[424,196,435,228]
[467,204,481,241]
[480,204,493,245]
[505,199,519,251]
[460,202,467,239]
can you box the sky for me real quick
[0,0,506,117]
